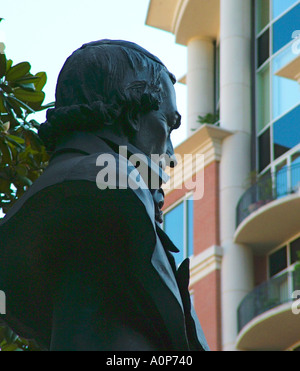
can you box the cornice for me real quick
[189,245,223,286]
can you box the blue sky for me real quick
[0,0,188,146]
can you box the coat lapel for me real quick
[151,234,184,312]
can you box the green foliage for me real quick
[0,51,53,213]
[0,323,42,351]
[197,112,219,125]
[0,18,53,351]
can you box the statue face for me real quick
[131,71,181,170]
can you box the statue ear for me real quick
[127,110,141,132]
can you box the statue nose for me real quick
[168,153,177,168]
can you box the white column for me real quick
[219,0,254,351]
[187,37,214,136]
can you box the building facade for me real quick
[146,0,300,351]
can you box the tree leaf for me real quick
[0,83,13,94]
[15,164,28,177]
[16,175,32,187]
[0,139,12,163]
[0,94,7,113]
[0,53,6,79]
[6,96,23,118]
[24,130,43,151]
[0,179,11,195]
[5,59,13,73]
[0,121,10,132]
[14,75,40,84]
[14,82,36,91]
[14,88,45,104]
[35,100,54,111]
[5,138,18,158]
[1,343,20,351]
[6,134,25,145]
[5,62,31,82]
[6,96,35,114]
[0,182,11,196]
[34,72,47,91]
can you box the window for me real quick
[256,0,270,33]
[275,160,288,198]
[291,238,300,264]
[255,0,300,176]
[257,64,270,132]
[269,246,288,277]
[163,195,193,266]
[273,105,300,160]
[291,152,300,191]
[257,29,270,68]
[272,46,300,120]
[258,128,271,172]
[214,42,220,115]
[268,235,300,277]
[272,3,300,54]
[272,0,298,19]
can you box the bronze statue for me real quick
[0,40,209,351]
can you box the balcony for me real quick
[236,271,300,350]
[275,54,300,84]
[234,163,300,252]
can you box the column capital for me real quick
[146,0,220,46]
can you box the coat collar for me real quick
[51,131,170,186]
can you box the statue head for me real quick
[39,39,181,166]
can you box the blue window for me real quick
[163,195,193,266]
[272,3,300,54]
[272,0,298,19]
[273,105,300,160]
[272,45,300,120]
[275,161,288,198]
[291,152,300,192]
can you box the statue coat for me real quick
[0,132,209,351]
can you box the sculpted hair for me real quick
[38,39,176,152]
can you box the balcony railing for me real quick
[236,163,300,227]
[237,270,300,333]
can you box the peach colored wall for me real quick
[163,161,220,255]
[163,160,222,351]
[163,181,188,210]
[193,161,219,255]
[192,270,222,351]
[254,255,268,286]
